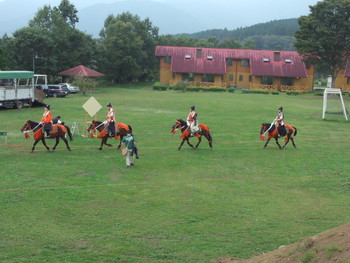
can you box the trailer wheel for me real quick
[15,100,23,109]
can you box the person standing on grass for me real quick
[275,106,286,137]
[122,130,137,167]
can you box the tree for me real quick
[218,39,242,49]
[8,0,96,76]
[54,0,79,28]
[98,12,159,83]
[294,0,350,88]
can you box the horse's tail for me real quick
[128,125,132,131]
[293,126,297,136]
[65,125,73,141]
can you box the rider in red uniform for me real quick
[41,104,52,137]
[187,105,198,136]
[275,106,286,136]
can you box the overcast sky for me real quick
[0,0,322,35]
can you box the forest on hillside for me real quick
[178,19,299,51]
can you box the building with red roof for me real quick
[155,46,315,92]
[335,61,350,92]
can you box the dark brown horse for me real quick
[87,120,132,150]
[260,123,297,149]
[21,120,72,152]
[171,119,213,150]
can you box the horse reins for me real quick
[22,122,42,134]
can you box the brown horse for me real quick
[21,120,72,152]
[171,119,213,150]
[87,120,132,150]
[260,123,297,149]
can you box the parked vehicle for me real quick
[47,84,69,98]
[35,84,49,94]
[0,71,40,109]
[58,83,80,93]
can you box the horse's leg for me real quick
[290,137,296,148]
[52,137,59,151]
[104,136,113,147]
[275,138,282,149]
[203,132,213,148]
[117,134,123,149]
[178,139,186,150]
[263,138,271,148]
[61,136,71,151]
[31,139,40,152]
[186,138,194,149]
[194,136,202,149]
[99,138,104,150]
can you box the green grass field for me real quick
[1,85,350,263]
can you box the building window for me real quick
[172,72,176,79]
[196,49,202,58]
[281,77,294,86]
[240,59,249,67]
[202,74,215,82]
[164,56,171,64]
[229,74,233,81]
[274,52,281,61]
[305,62,311,69]
[239,75,244,81]
[182,73,194,81]
[249,75,253,82]
[226,59,233,66]
[347,78,350,85]
[261,76,274,85]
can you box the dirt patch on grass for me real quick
[212,223,350,263]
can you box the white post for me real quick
[323,88,348,121]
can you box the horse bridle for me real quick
[22,122,31,132]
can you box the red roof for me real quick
[58,65,104,77]
[155,46,308,78]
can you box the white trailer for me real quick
[0,71,36,109]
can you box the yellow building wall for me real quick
[335,70,350,92]
[159,57,172,85]
[158,56,315,92]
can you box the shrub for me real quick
[186,87,203,92]
[153,82,168,91]
[241,90,269,94]
[271,91,280,95]
[286,91,299,95]
[227,87,235,93]
[202,87,226,92]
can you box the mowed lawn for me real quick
[1,84,350,263]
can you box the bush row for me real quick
[153,82,315,95]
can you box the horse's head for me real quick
[21,120,39,132]
[171,119,187,134]
[87,120,96,132]
[260,123,270,135]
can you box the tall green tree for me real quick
[98,12,159,83]
[9,0,96,76]
[54,0,79,28]
[294,0,350,87]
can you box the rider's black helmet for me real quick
[278,106,283,111]
[45,104,50,110]
[107,102,112,107]
[190,105,195,110]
